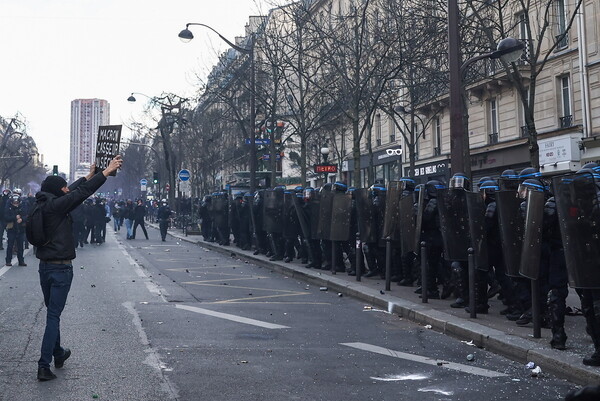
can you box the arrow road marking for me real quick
[341,342,508,378]
[175,304,290,329]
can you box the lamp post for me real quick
[447,5,525,179]
[178,23,257,194]
[127,92,188,208]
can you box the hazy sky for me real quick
[0,0,267,175]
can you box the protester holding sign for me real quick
[34,156,123,381]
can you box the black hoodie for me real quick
[34,173,106,262]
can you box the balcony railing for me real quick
[560,115,573,129]
[376,139,382,146]
[433,146,441,156]
[389,135,395,143]
[520,125,530,138]
[489,132,499,144]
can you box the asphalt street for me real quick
[0,225,579,401]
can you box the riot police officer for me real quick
[5,194,26,266]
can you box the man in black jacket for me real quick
[35,156,123,381]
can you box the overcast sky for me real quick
[0,0,267,176]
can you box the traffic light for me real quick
[52,165,58,176]
[153,172,159,184]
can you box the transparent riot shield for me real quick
[496,190,524,277]
[437,188,470,261]
[554,173,600,288]
[519,190,545,280]
[317,190,334,241]
[308,195,321,239]
[262,190,283,234]
[466,191,488,271]
[354,188,377,243]
[282,192,298,239]
[399,194,417,255]
[382,182,402,241]
[330,192,352,241]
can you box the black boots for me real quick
[37,367,56,381]
[548,289,567,350]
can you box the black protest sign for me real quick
[95,125,122,176]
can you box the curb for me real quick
[159,225,600,385]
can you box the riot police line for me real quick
[197,164,600,367]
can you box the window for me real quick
[559,75,572,128]
[375,114,382,146]
[433,117,442,155]
[389,119,396,142]
[556,0,568,48]
[489,98,499,144]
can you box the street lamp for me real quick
[320,144,330,184]
[127,92,188,208]
[179,22,257,193]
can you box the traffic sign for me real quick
[140,178,148,185]
[314,164,338,173]
[178,169,191,181]
[245,138,271,145]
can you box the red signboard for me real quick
[314,164,338,173]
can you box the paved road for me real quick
[0,226,578,400]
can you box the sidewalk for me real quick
[159,224,600,386]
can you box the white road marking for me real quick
[0,247,33,277]
[418,388,454,396]
[371,374,429,381]
[123,302,179,400]
[117,240,167,301]
[175,304,290,329]
[341,342,508,378]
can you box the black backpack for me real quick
[26,202,49,247]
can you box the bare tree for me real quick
[464,0,584,167]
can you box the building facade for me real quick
[69,98,110,182]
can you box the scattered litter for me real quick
[424,324,432,329]
[80,266,85,269]
[338,293,343,297]
[185,269,189,273]
[248,293,253,296]
[461,340,476,347]
[526,362,535,369]
[132,280,135,282]
[418,388,454,396]
[305,287,310,290]
[371,374,428,382]
[92,395,99,399]
[319,287,328,291]
[140,302,149,305]
[380,290,385,295]
[531,366,542,377]
[363,306,373,310]
[466,354,475,361]
[436,361,443,366]
[223,283,228,285]
[176,242,180,245]
[91,284,96,288]
[164,249,170,252]
[244,261,249,264]
[512,379,521,382]
[240,360,248,364]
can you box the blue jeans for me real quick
[38,262,73,368]
[125,218,134,239]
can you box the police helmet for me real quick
[477,176,492,190]
[449,173,470,190]
[333,181,348,192]
[2,189,11,196]
[518,167,541,181]
[517,178,545,199]
[10,194,20,204]
[399,177,415,192]
[320,183,332,193]
[303,187,316,202]
[12,188,22,196]
[425,180,445,198]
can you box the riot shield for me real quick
[413,186,425,252]
[399,194,417,255]
[519,190,545,280]
[212,196,227,227]
[308,196,321,239]
[354,188,377,243]
[437,188,470,261]
[262,190,283,233]
[317,191,334,241]
[496,190,524,277]
[382,182,402,241]
[466,191,488,271]
[330,192,352,241]
[282,192,299,239]
[554,173,600,288]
